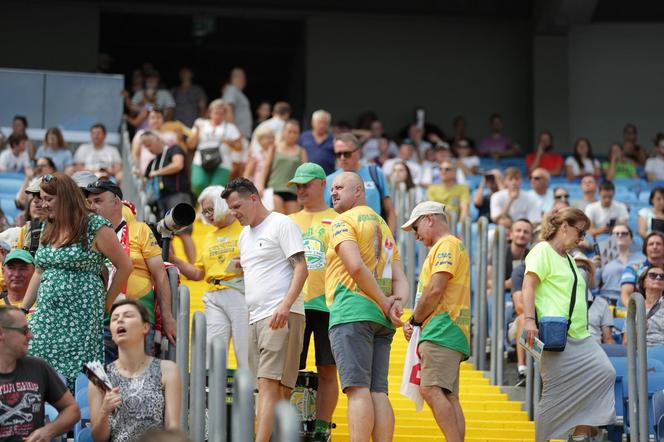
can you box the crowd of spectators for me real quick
[4,62,664,441]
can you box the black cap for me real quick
[86,179,123,199]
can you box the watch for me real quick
[20,307,30,315]
[409,316,423,327]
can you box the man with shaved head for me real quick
[325,171,409,442]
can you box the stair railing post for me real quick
[476,217,489,370]
[232,368,256,442]
[176,285,190,431]
[272,401,300,442]
[189,312,207,442]
[627,293,648,442]
[209,335,228,442]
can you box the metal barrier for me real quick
[272,401,300,442]
[176,285,191,431]
[392,184,419,307]
[190,312,207,442]
[489,225,506,385]
[232,368,256,442]
[448,211,458,236]
[627,293,648,442]
[472,217,489,370]
[166,267,180,361]
[209,335,228,442]
[524,353,542,421]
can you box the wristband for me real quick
[409,316,423,327]
[20,308,30,315]
[525,316,536,322]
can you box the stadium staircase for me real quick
[176,220,539,441]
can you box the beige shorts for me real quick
[248,312,305,389]
[419,341,463,396]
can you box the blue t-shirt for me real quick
[299,130,335,175]
[35,146,73,172]
[598,252,644,300]
[620,259,650,288]
[324,165,391,216]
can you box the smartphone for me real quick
[608,218,616,228]
[593,243,600,256]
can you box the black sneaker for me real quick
[514,372,526,387]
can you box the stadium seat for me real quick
[602,344,627,357]
[651,347,664,364]
[76,427,93,442]
[75,388,89,410]
[653,390,664,441]
[75,373,88,393]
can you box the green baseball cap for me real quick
[3,249,34,266]
[287,163,327,186]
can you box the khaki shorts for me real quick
[419,341,463,396]
[248,312,305,389]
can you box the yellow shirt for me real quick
[122,205,136,222]
[325,205,400,329]
[289,208,337,312]
[195,220,244,292]
[125,220,162,300]
[426,184,469,218]
[417,234,471,357]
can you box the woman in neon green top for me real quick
[522,208,615,442]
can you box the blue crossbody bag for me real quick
[537,254,578,352]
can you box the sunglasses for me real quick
[42,174,55,183]
[2,324,30,335]
[531,176,545,180]
[647,272,664,281]
[202,207,214,217]
[569,224,586,238]
[613,231,630,237]
[334,149,359,159]
[554,194,570,200]
[413,215,426,234]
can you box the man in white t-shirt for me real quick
[222,177,308,442]
[645,141,664,181]
[585,180,629,237]
[526,168,554,215]
[74,124,122,179]
[0,133,32,174]
[490,167,541,223]
[381,140,422,184]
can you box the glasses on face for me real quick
[42,174,55,183]
[334,149,358,159]
[647,272,664,281]
[531,176,544,181]
[2,324,30,335]
[614,231,630,237]
[442,167,455,172]
[554,194,570,200]
[202,207,214,217]
[412,216,425,234]
[569,224,586,238]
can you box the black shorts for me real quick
[299,309,336,369]
[274,191,298,202]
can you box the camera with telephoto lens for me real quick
[156,203,196,237]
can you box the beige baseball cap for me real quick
[401,201,447,231]
[26,177,42,194]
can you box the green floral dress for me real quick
[28,214,112,389]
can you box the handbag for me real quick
[537,254,578,352]
[198,123,226,171]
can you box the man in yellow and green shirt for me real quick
[287,163,338,439]
[402,201,470,442]
[325,171,409,442]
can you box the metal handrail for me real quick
[232,368,256,442]
[272,402,300,442]
[627,293,648,442]
[448,211,458,236]
[209,335,228,442]
[490,225,506,385]
[190,312,207,442]
[473,217,489,370]
[166,267,180,361]
[176,285,190,431]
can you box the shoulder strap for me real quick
[1,290,9,305]
[564,254,579,332]
[368,165,384,201]
[647,298,662,320]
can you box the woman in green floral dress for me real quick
[20,173,132,389]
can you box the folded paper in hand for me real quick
[400,326,424,411]
[518,329,544,363]
[83,360,113,392]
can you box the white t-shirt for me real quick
[250,117,286,153]
[0,149,30,172]
[73,144,122,171]
[584,200,629,228]
[239,212,305,324]
[192,119,242,170]
[490,189,542,223]
[527,188,554,214]
[362,138,399,160]
[381,158,422,184]
[421,162,466,186]
[565,156,600,177]
[645,157,664,181]
[459,155,480,173]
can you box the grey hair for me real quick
[312,109,331,123]
[198,185,230,224]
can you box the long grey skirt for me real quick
[536,336,616,441]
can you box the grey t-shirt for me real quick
[647,298,664,347]
[223,85,252,138]
[588,296,613,344]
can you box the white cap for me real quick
[25,177,42,194]
[401,201,447,231]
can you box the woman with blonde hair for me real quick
[169,185,248,366]
[20,173,132,389]
[187,99,243,195]
[522,207,615,441]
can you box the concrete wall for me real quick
[305,16,533,148]
[568,23,664,155]
[1,3,99,72]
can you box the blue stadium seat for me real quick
[651,347,664,364]
[75,373,88,393]
[0,172,25,181]
[602,344,627,357]
[653,390,664,441]
[75,388,89,410]
[76,427,93,442]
